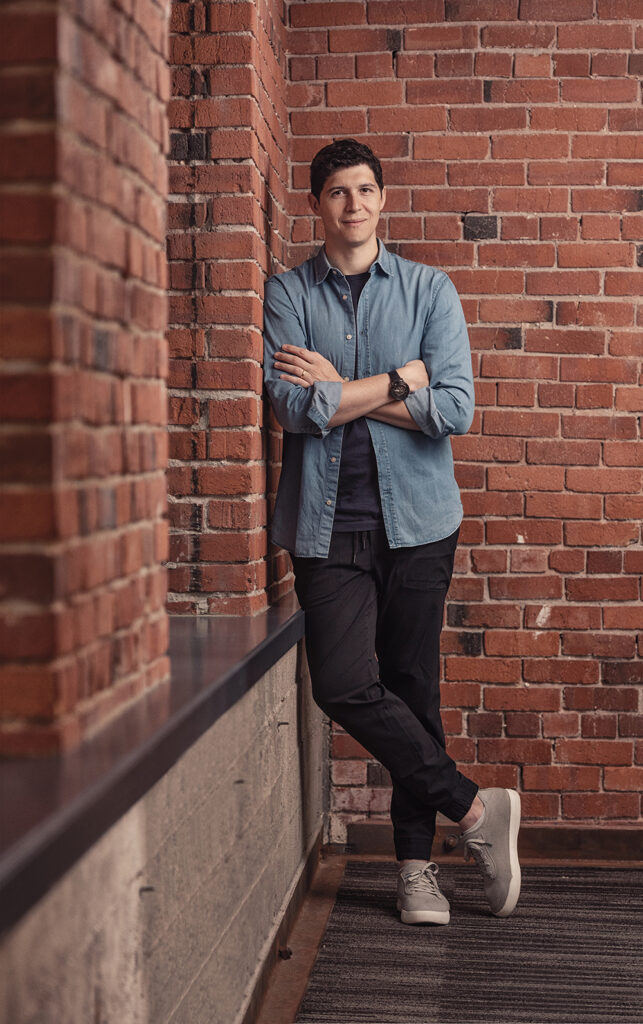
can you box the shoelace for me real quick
[402,862,443,895]
[463,835,497,880]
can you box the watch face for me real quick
[390,378,410,400]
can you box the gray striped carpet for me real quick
[295,862,643,1024]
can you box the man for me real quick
[263,138,520,925]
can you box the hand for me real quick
[398,359,429,393]
[274,345,343,388]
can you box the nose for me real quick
[345,190,361,211]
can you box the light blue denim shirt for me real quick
[263,241,474,557]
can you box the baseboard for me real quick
[240,828,323,1024]
[343,821,643,865]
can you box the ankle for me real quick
[399,858,429,870]
[458,795,485,833]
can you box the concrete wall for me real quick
[0,644,327,1024]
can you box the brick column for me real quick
[166,0,291,615]
[0,0,170,755]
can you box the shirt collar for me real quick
[312,239,395,285]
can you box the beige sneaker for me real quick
[461,788,521,917]
[396,860,450,925]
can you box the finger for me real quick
[279,373,310,387]
[281,345,314,362]
[275,353,307,367]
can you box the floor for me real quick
[256,854,643,1024]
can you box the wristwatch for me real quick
[388,369,410,401]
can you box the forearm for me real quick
[327,373,391,427]
[367,402,421,431]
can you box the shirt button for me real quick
[330,456,336,463]
[326,499,332,506]
[343,376,350,382]
[346,333,352,340]
[342,294,348,300]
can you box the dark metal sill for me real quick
[0,593,304,936]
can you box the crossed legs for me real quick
[292,527,478,861]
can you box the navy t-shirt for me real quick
[332,272,383,532]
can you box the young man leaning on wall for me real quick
[263,138,521,926]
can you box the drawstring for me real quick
[351,530,368,565]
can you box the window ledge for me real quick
[0,593,304,935]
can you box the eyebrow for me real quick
[327,182,376,191]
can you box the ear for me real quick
[308,192,320,215]
[380,186,386,211]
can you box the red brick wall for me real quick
[0,0,170,754]
[285,0,642,833]
[167,0,291,614]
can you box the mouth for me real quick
[342,220,367,225]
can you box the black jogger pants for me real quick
[292,526,478,860]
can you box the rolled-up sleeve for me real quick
[263,275,342,438]
[404,272,475,438]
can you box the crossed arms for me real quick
[274,345,427,431]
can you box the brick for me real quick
[446,0,518,19]
[576,384,614,409]
[356,52,394,78]
[549,549,585,574]
[581,714,617,739]
[505,713,540,737]
[523,765,599,790]
[567,467,641,493]
[328,28,389,53]
[485,631,559,657]
[525,493,602,520]
[557,23,634,49]
[554,52,591,78]
[562,79,638,104]
[290,3,366,27]
[563,792,639,818]
[486,520,562,546]
[445,657,521,684]
[564,522,639,547]
[450,107,527,132]
[407,80,482,105]
[556,301,634,328]
[487,466,563,491]
[525,328,606,356]
[522,793,561,818]
[520,0,594,16]
[524,659,599,684]
[538,383,574,407]
[474,52,513,78]
[493,188,568,213]
[543,713,581,738]
[619,715,643,737]
[562,633,636,659]
[571,189,641,214]
[487,80,559,104]
[604,767,643,792]
[525,605,600,630]
[528,161,605,186]
[561,414,636,440]
[605,272,643,296]
[603,606,643,630]
[567,577,639,602]
[478,738,553,764]
[526,95,581,127]
[501,216,538,240]
[556,739,633,765]
[413,188,488,213]
[510,548,548,573]
[526,271,601,296]
[367,0,444,22]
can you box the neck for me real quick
[325,237,379,276]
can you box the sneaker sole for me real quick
[396,899,450,926]
[493,788,521,918]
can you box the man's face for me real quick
[308,163,386,253]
